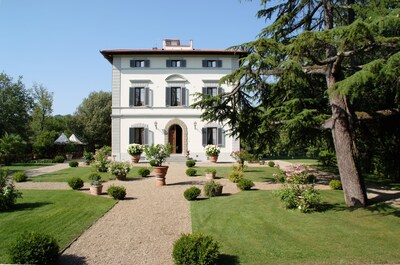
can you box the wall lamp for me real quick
[154,121,158,129]
[194,121,197,130]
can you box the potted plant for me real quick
[230,150,248,168]
[204,180,223,197]
[205,145,220,163]
[88,173,103,195]
[127,143,145,163]
[144,144,172,186]
[108,161,131,180]
[204,168,217,180]
[83,151,94,165]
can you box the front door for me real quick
[168,124,182,154]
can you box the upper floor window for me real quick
[202,60,222,68]
[202,127,223,146]
[130,60,150,68]
[165,87,187,107]
[129,87,149,106]
[166,59,186,68]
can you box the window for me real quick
[166,59,186,68]
[202,60,222,68]
[129,127,149,145]
[165,87,187,106]
[202,127,223,146]
[129,87,149,106]
[130,60,150,68]
[202,87,223,97]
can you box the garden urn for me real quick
[153,166,169,186]
[131,154,141,163]
[90,185,103,195]
[209,156,218,163]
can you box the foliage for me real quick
[83,151,94,165]
[204,168,217,174]
[68,160,79,167]
[127,143,144,155]
[237,178,255,191]
[204,145,220,157]
[203,181,223,197]
[8,231,59,265]
[12,172,27,183]
[107,185,126,200]
[52,155,65,163]
[228,170,243,183]
[73,91,112,150]
[186,168,197,176]
[230,150,248,164]
[93,146,111,172]
[274,164,321,212]
[184,187,201,201]
[88,173,102,186]
[149,160,156,167]
[67,177,84,190]
[268,161,275,167]
[329,179,343,190]
[186,159,196,168]
[172,233,220,265]
[0,73,33,140]
[0,168,22,210]
[32,130,58,159]
[0,133,26,165]
[318,150,337,166]
[108,161,130,176]
[144,144,172,166]
[137,168,150,177]
[31,83,53,135]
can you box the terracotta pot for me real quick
[90,185,103,195]
[205,172,216,180]
[131,154,141,163]
[116,173,127,180]
[209,156,218,163]
[153,166,169,186]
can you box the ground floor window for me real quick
[129,127,148,145]
[202,127,223,146]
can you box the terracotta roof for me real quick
[100,48,248,63]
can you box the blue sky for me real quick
[0,0,267,115]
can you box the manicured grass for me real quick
[0,190,116,263]
[2,163,54,174]
[191,190,400,265]
[278,158,319,165]
[195,166,280,182]
[30,166,148,182]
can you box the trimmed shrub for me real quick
[67,177,84,190]
[186,160,196,168]
[68,160,79,167]
[204,181,223,197]
[184,186,201,201]
[237,178,254,191]
[228,170,243,183]
[172,233,220,265]
[1,169,22,210]
[329,179,342,190]
[138,167,151,177]
[52,155,65,163]
[9,231,59,265]
[107,185,126,200]
[149,159,157,167]
[13,172,28,182]
[88,173,102,186]
[186,168,197,176]
[268,161,275,167]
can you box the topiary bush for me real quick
[68,160,79,167]
[268,161,275,167]
[172,233,220,265]
[186,168,197,176]
[107,185,126,200]
[184,186,201,201]
[67,177,84,190]
[138,167,151,177]
[13,172,28,182]
[329,179,342,190]
[9,231,59,265]
[228,170,243,183]
[203,181,223,197]
[186,160,196,168]
[237,178,255,191]
[52,155,65,163]
[149,159,156,167]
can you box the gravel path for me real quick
[16,160,399,265]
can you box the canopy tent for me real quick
[54,133,70,145]
[69,134,84,145]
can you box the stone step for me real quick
[166,155,187,163]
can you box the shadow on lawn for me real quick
[59,254,87,265]
[218,253,240,265]
[10,202,52,212]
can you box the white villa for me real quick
[100,39,247,162]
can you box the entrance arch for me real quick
[164,119,188,155]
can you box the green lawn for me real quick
[195,166,280,182]
[30,166,149,182]
[0,190,116,263]
[278,158,319,165]
[191,190,400,265]
[2,163,54,174]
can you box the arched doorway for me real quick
[168,124,183,154]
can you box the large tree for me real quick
[31,83,53,134]
[194,0,400,207]
[73,91,112,150]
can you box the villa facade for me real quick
[100,39,247,162]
